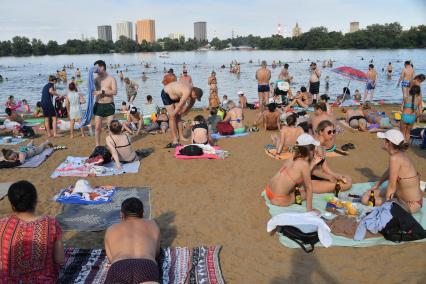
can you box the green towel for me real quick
[262,182,426,247]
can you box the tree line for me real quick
[0,22,424,57]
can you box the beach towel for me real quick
[81,66,95,126]
[0,182,12,200]
[17,148,54,168]
[175,145,223,160]
[264,144,342,160]
[59,246,225,284]
[262,182,426,248]
[50,156,140,178]
[54,185,116,205]
[211,132,249,139]
[56,187,150,231]
[0,137,27,146]
[24,118,45,124]
[293,106,314,112]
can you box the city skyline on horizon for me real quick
[0,0,424,43]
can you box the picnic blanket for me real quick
[59,246,225,284]
[0,182,12,200]
[211,132,249,139]
[50,156,140,178]
[264,144,342,160]
[262,182,426,247]
[175,145,223,160]
[17,148,54,168]
[54,185,116,205]
[56,187,150,231]
[0,137,27,146]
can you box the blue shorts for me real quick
[258,84,270,93]
[401,80,410,88]
[401,114,416,125]
[366,81,375,91]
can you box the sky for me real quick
[0,0,425,43]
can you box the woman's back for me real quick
[402,95,420,114]
[282,126,303,145]
[68,91,81,109]
[107,133,136,162]
[228,108,244,128]
[270,159,305,195]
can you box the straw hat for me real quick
[73,179,94,193]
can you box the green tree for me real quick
[31,39,47,55]
[11,36,32,56]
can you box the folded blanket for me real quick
[54,185,116,204]
[175,145,223,160]
[211,132,249,139]
[51,156,140,178]
[18,148,54,168]
[262,182,426,247]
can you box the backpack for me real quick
[88,146,112,165]
[21,126,35,138]
[380,203,426,242]
[278,225,320,253]
[216,122,234,136]
[179,145,203,156]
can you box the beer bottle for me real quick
[334,180,341,198]
[294,186,302,205]
[368,190,375,207]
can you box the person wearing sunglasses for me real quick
[309,102,337,136]
[315,120,337,152]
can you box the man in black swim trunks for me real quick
[41,75,63,137]
[92,60,117,146]
[308,62,321,105]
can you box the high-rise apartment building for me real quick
[292,22,302,37]
[135,19,156,43]
[97,25,112,41]
[116,21,133,40]
[194,22,207,41]
[350,22,360,33]
[169,33,185,40]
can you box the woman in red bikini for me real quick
[362,129,423,213]
[265,134,321,214]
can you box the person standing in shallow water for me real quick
[41,75,62,138]
[256,60,271,112]
[208,71,220,109]
[397,61,415,99]
[364,64,377,104]
[308,62,321,105]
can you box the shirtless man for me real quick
[285,86,310,109]
[308,62,321,105]
[397,61,415,99]
[104,198,160,284]
[162,68,177,86]
[238,91,247,108]
[256,60,271,112]
[309,102,337,135]
[123,106,143,135]
[364,64,378,104]
[162,81,203,147]
[92,60,117,146]
[75,68,81,78]
[386,62,393,79]
[345,105,367,131]
[179,69,193,86]
[278,63,292,83]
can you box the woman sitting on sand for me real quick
[224,100,245,134]
[265,134,320,213]
[192,115,214,145]
[106,120,139,170]
[2,140,53,163]
[314,120,337,152]
[400,86,422,143]
[362,129,423,213]
[271,113,304,154]
[0,181,64,283]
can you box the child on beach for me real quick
[192,115,214,145]
[400,85,422,143]
[33,102,43,117]
[120,101,128,114]
[156,108,169,134]
[207,107,222,133]
[22,99,31,113]
[65,82,85,138]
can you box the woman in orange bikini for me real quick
[265,134,321,214]
[362,129,423,213]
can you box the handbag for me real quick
[278,225,320,253]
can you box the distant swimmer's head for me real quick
[109,120,123,135]
[191,87,203,101]
[94,60,106,74]
[284,63,289,69]
[121,197,144,219]
[261,60,267,67]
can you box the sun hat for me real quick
[237,90,244,95]
[297,134,320,146]
[377,129,404,145]
[73,179,94,193]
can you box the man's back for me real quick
[256,67,271,84]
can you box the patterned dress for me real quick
[0,215,62,284]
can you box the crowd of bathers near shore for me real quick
[0,59,425,282]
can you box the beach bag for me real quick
[216,122,234,136]
[278,226,319,253]
[88,146,112,165]
[179,145,203,156]
[380,203,426,242]
[21,126,35,138]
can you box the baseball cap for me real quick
[237,90,244,95]
[377,129,404,145]
[296,134,320,146]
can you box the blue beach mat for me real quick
[54,186,117,205]
[262,182,426,248]
[211,132,249,139]
[0,137,27,146]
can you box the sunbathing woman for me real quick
[265,134,321,214]
[106,120,139,170]
[345,105,367,131]
[400,85,422,143]
[224,100,245,134]
[192,115,214,145]
[2,140,53,163]
[271,113,304,154]
[363,107,395,129]
[362,129,423,213]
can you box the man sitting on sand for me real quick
[260,103,280,131]
[161,81,203,148]
[104,197,160,283]
[345,105,368,131]
[122,106,143,135]
[285,86,311,110]
[309,102,337,134]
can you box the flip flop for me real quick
[340,144,350,152]
[347,143,356,149]
[164,143,181,149]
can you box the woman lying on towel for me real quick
[223,100,246,134]
[1,140,53,163]
[192,115,214,145]
[265,134,321,214]
[106,120,139,170]
[362,129,423,213]
[270,113,304,154]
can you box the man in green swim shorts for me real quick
[93,60,117,146]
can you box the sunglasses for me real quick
[326,129,336,135]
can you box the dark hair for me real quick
[268,103,277,112]
[414,74,425,82]
[315,102,327,112]
[5,107,12,116]
[8,95,14,100]
[293,145,313,161]
[409,85,421,111]
[8,181,37,212]
[388,62,391,65]
[121,197,144,218]
[320,94,329,102]
[130,106,138,114]
[122,101,127,106]
[369,64,374,68]
[286,113,297,126]
[194,115,206,124]
[284,63,289,68]
[109,120,123,135]
[300,86,307,92]
[404,60,411,66]
[48,75,57,82]
[317,120,334,134]
[22,99,27,103]
[68,82,76,91]
[192,87,203,101]
[94,60,106,70]
[2,148,16,160]
[387,140,409,151]
[210,107,218,115]
[146,95,152,101]
[36,102,41,107]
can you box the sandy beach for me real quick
[1,105,425,283]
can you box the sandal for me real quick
[164,143,181,149]
[341,144,350,151]
[347,143,355,149]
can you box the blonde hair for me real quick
[227,100,236,109]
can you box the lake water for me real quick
[0,49,425,113]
